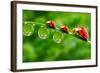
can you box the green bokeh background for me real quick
[23,10,91,62]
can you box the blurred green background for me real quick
[23,10,91,62]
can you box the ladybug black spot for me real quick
[82,33,86,36]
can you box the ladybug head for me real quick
[46,20,55,29]
[60,25,69,33]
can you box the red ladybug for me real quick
[60,25,69,33]
[46,20,55,29]
[72,26,89,40]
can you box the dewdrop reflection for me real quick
[53,30,64,43]
[38,26,49,39]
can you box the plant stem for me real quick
[24,21,91,44]
[24,21,45,25]
[68,32,91,44]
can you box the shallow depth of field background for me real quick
[23,10,91,62]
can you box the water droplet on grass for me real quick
[53,30,64,43]
[38,26,49,39]
[23,23,35,36]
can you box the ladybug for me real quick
[72,26,89,40]
[46,20,55,29]
[60,25,69,33]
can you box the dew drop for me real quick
[38,26,49,39]
[53,30,64,43]
[23,23,35,36]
